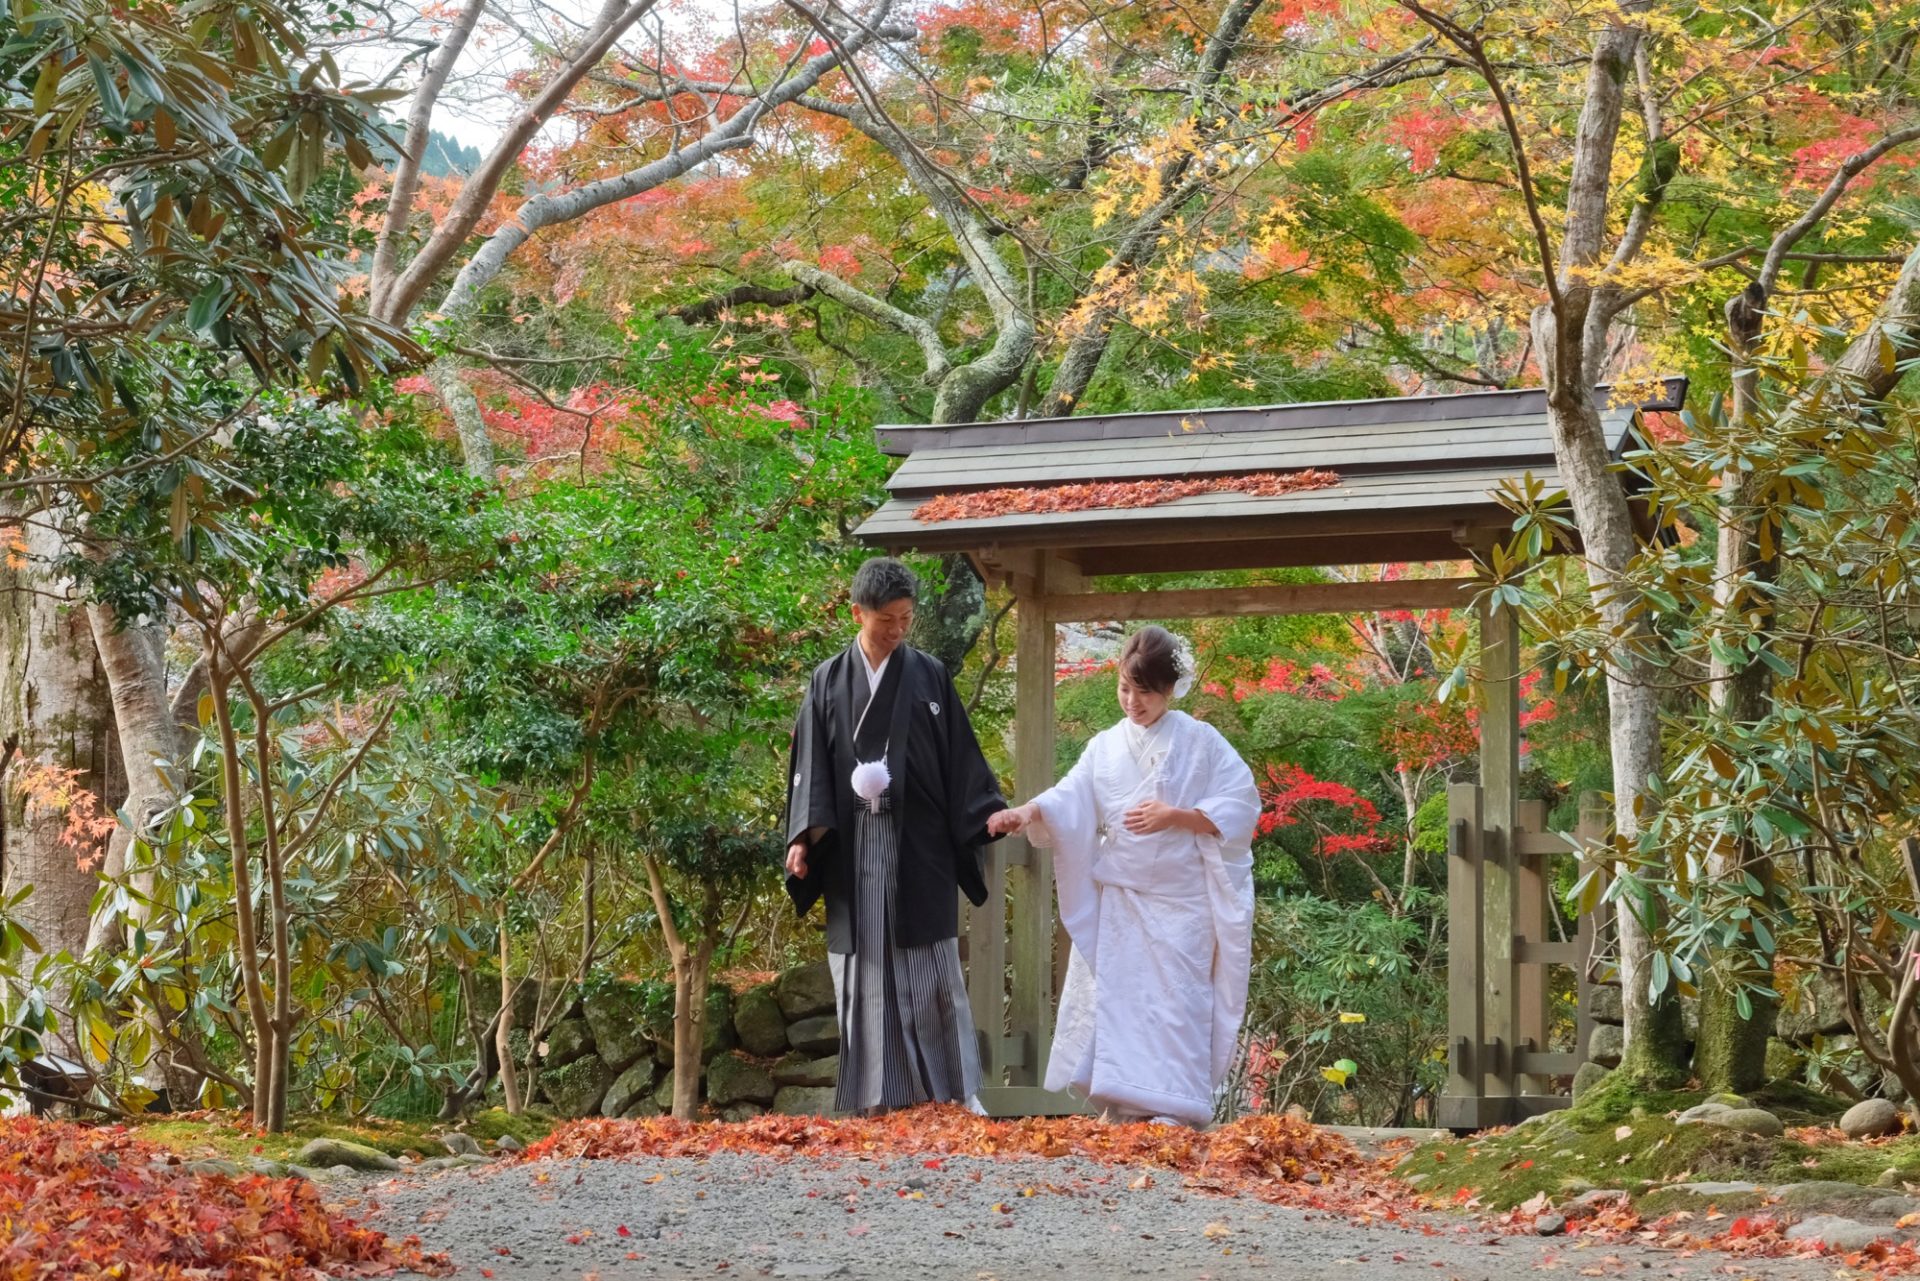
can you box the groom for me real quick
[784,557,1008,1113]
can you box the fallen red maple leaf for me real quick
[0,1117,450,1278]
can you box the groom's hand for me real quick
[785,839,809,878]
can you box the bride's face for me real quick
[1116,672,1170,726]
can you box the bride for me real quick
[989,626,1259,1126]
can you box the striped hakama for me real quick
[829,791,982,1113]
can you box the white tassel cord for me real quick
[850,759,891,810]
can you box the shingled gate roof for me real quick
[854,380,1681,576]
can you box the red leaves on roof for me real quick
[0,1117,449,1278]
[912,469,1342,524]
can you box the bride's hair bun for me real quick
[1120,626,1182,696]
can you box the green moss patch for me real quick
[1397,1083,1889,1213]
[131,1107,555,1163]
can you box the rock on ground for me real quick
[1784,1214,1901,1251]
[1841,1097,1902,1139]
[296,1138,400,1172]
[1700,1107,1784,1137]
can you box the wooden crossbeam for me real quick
[1041,577,1478,623]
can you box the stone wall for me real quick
[502,961,841,1120]
[1580,972,1893,1101]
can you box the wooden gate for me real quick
[1437,786,1610,1129]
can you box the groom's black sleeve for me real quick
[939,669,1006,907]
[783,672,837,918]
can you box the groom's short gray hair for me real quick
[851,557,919,609]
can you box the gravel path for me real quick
[333,1154,1849,1280]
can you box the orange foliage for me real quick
[532,1105,1366,1191]
[913,469,1341,523]
[8,757,116,872]
[0,1117,449,1278]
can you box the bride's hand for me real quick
[1122,800,1181,835]
[988,805,1033,836]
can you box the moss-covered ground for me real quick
[128,1106,555,1163]
[1394,1076,1919,1211]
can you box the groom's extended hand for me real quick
[785,839,809,878]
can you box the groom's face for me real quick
[852,597,914,660]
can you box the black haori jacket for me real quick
[784,643,1005,952]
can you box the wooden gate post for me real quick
[1438,782,1486,1130]
[1478,592,1522,1110]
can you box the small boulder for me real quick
[1867,1195,1920,1219]
[1784,1214,1893,1252]
[703,987,738,1064]
[187,1158,242,1177]
[787,1015,840,1057]
[772,1053,839,1088]
[1587,1023,1624,1068]
[1564,1189,1627,1221]
[439,1132,483,1158]
[707,1053,777,1107]
[1841,1098,1902,1140]
[295,1138,401,1172]
[1584,984,1624,1024]
[604,1058,662,1118]
[248,1158,292,1178]
[1702,1107,1784,1137]
[1675,1102,1734,1126]
[1533,1213,1567,1237]
[494,1134,525,1154]
[773,1085,839,1117]
[733,984,790,1058]
[1572,1062,1611,1103]
[543,1017,596,1068]
[582,982,658,1072]
[1877,1169,1907,1190]
[1772,1181,1889,1218]
[775,961,837,1022]
[544,1054,617,1118]
[720,1102,767,1123]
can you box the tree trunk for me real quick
[1695,282,1779,1092]
[431,357,495,479]
[83,610,178,952]
[1532,308,1691,1086]
[84,605,205,1105]
[204,660,276,1124]
[496,905,524,1114]
[0,513,115,975]
[669,938,713,1121]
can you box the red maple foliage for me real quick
[1257,763,1386,855]
[0,1117,449,1278]
[913,469,1341,524]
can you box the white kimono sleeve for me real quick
[1025,736,1103,952]
[1190,725,1261,1087]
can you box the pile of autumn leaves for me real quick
[0,1116,449,1279]
[534,1104,1362,1190]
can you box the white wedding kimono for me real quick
[1028,710,1259,1125]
